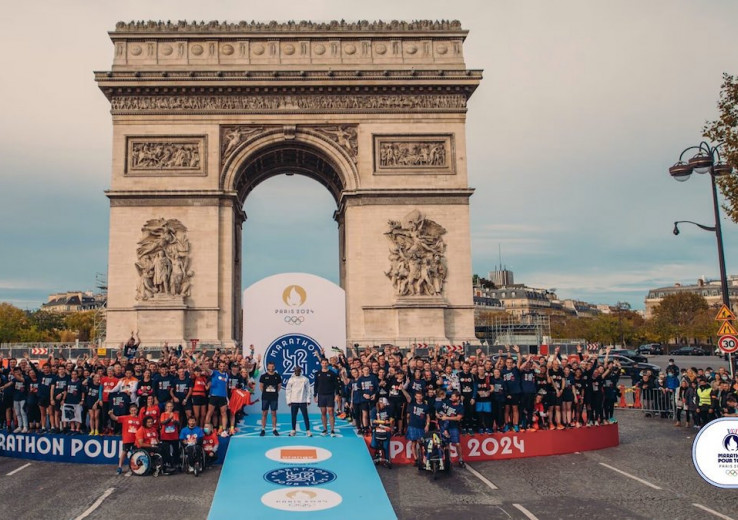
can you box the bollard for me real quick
[633,387,642,409]
[617,385,627,408]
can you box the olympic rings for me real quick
[725,470,738,476]
[284,316,305,325]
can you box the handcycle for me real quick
[370,421,393,469]
[417,424,452,480]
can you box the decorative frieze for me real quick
[112,94,466,114]
[220,126,268,164]
[114,19,464,33]
[374,134,454,174]
[126,136,207,176]
[309,126,358,163]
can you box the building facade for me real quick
[644,276,738,319]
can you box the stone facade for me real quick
[97,20,482,347]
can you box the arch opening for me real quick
[233,142,346,206]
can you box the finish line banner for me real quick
[243,273,346,411]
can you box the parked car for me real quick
[609,348,648,363]
[637,343,663,355]
[670,346,708,356]
[597,354,661,380]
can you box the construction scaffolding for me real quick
[93,272,107,345]
[474,313,551,347]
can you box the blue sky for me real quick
[2,0,738,311]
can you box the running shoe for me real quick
[273,429,280,436]
[13,427,21,433]
[289,430,296,437]
[116,467,123,475]
[306,431,313,437]
[512,425,520,433]
[259,429,265,437]
[502,425,510,433]
[330,431,336,437]
[321,429,328,436]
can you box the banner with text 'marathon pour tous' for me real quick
[243,273,346,410]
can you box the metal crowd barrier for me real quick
[615,385,677,418]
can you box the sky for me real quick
[1,0,738,311]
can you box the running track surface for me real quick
[208,413,396,519]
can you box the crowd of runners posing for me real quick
[1,337,629,470]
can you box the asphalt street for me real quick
[0,412,735,520]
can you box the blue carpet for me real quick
[208,414,396,519]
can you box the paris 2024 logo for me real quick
[265,333,323,388]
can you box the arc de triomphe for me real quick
[95,20,482,348]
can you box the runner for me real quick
[259,362,281,436]
[314,358,340,436]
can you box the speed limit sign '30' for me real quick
[718,334,738,354]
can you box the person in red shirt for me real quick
[101,366,120,434]
[159,401,181,468]
[190,367,209,428]
[138,395,160,429]
[135,416,159,449]
[202,422,219,467]
[109,403,140,474]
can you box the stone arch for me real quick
[221,127,359,204]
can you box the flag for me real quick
[61,403,82,423]
[228,388,254,415]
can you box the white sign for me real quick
[692,417,738,488]
[243,273,346,410]
[261,487,343,512]
[718,335,738,354]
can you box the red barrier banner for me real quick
[364,423,619,464]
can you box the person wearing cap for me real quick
[285,366,313,437]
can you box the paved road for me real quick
[648,354,730,372]
[0,412,735,520]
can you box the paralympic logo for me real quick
[264,333,323,387]
[284,316,305,325]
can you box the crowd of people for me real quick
[635,358,738,427]
[3,334,737,474]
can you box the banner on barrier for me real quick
[363,424,620,463]
[0,432,232,465]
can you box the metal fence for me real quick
[615,385,677,418]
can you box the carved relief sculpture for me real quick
[135,218,193,301]
[311,125,358,163]
[374,135,455,174]
[221,126,266,164]
[384,210,447,297]
[126,136,206,175]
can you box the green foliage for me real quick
[0,302,96,343]
[0,303,28,345]
[704,73,738,223]
[652,293,715,344]
[64,311,96,342]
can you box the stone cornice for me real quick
[338,188,474,212]
[112,19,466,35]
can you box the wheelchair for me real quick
[128,448,164,477]
[179,442,206,477]
[370,424,392,469]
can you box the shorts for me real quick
[179,399,193,411]
[443,427,460,444]
[191,395,207,407]
[85,398,99,409]
[262,399,278,412]
[317,394,335,408]
[475,401,492,413]
[359,402,373,413]
[209,396,227,408]
[38,396,50,408]
[506,394,520,406]
[562,389,574,403]
[406,426,425,441]
[122,442,135,454]
[389,401,406,420]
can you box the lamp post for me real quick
[669,141,734,375]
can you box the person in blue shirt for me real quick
[457,362,476,434]
[438,391,464,467]
[37,363,55,433]
[205,361,229,436]
[153,365,174,412]
[370,398,392,466]
[490,368,507,433]
[180,415,205,471]
[500,346,523,432]
[405,390,431,463]
[356,365,378,434]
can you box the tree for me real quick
[704,73,738,222]
[652,293,713,344]
[64,311,96,342]
[0,303,28,345]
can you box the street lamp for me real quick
[669,141,733,310]
[670,141,735,377]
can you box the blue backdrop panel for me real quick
[208,414,396,520]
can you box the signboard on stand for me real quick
[243,273,346,412]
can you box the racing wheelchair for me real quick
[128,448,164,477]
